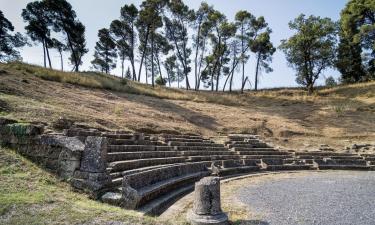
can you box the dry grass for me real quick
[0,62,374,151]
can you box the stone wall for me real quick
[0,119,110,198]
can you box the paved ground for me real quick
[237,171,375,225]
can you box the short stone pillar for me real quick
[187,177,228,225]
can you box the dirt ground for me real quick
[1,64,374,151]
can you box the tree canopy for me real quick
[280,14,337,94]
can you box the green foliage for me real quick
[325,76,338,87]
[337,0,375,83]
[164,0,195,89]
[91,28,117,74]
[110,4,138,79]
[279,14,337,94]
[155,76,167,85]
[44,0,88,72]
[0,10,26,62]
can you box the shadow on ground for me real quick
[232,220,270,225]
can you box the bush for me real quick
[155,76,167,86]
[325,76,337,87]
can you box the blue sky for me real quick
[1,0,348,89]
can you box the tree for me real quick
[192,2,214,90]
[235,11,254,92]
[204,10,236,91]
[337,0,375,82]
[110,4,138,79]
[164,0,194,90]
[251,30,276,91]
[45,0,88,72]
[0,10,26,62]
[325,76,337,87]
[51,38,66,71]
[279,14,337,95]
[125,67,132,79]
[91,28,117,74]
[136,0,167,87]
[22,1,53,68]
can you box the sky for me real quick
[1,0,348,90]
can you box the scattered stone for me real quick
[187,176,228,225]
[101,192,122,206]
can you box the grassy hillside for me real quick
[0,62,374,150]
[0,146,166,225]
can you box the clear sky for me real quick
[1,0,348,89]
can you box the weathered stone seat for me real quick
[242,155,292,159]
[187,155,241,162]
[175,146,227,151]
[169,141,224,147]
[236,150,290,155]
[107,151,181,162]
[108,145,175,152]
[232,147,277,152]
[120,162,210,214]
[180,151,237,156]
[108,157,187,172]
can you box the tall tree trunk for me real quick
[45,45,52,69]
[138,27,150,82]
[42,40,46,68]
[151,32,155,88]
[156,54,163,80]
[241,23,245,94]
[121,54,125,79]
[196,38,207,90]
[255,52,261,91]
[130,22,136,81]
[194,23,202,90]
[59,51,63,71]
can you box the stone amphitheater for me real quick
[1,118,375,218]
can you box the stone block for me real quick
[80,137,108,173]
[188,176,228,225]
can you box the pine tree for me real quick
[91,28,117,74]
[0,10,26,62]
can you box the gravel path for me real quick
[237,171,375,225]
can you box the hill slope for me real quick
[0,62,374,150]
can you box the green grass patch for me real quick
[0,146,165,224]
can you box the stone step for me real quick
[126,171,208,209]
[108,145,154,152]
[168,141,222,147]
[105,133,136,139]
[236,151,291,156]
[160,134,204,140]
[228,143,269,148]
[109,164,177,180]
[232,147,277,152]
[166,138,210,143]
[175,146,227,151]
[218,166,261,177]
[139,184,195,216]
[227,134,259,141]
[107,151,181,162]
[295,152,356,157]
[108,157,187,172]
[108,139,136,145]
[187,155,242,162]
[266,165,314,171]
[242,155,293,160]
[315,159,367,166]
[317,165,371,170]
[180,151,236,156]
[297,156,364,160]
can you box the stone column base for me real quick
[187,210,229,225]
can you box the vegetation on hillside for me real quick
[0,0,373,94]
